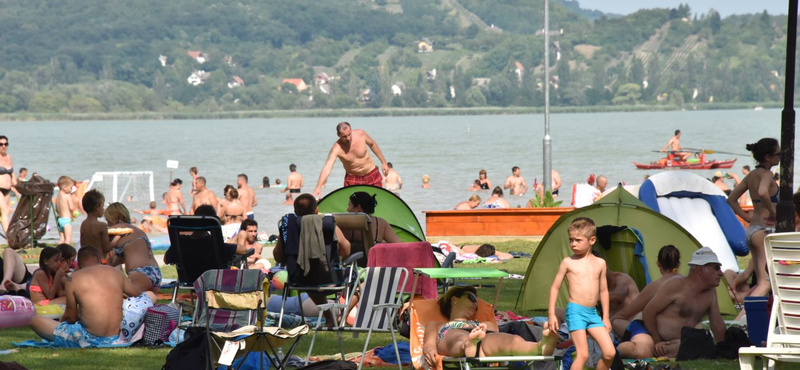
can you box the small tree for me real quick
[612,83,642,105]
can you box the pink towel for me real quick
[367,242,438,300]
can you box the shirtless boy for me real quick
[642,247,726,358]
[503,166,527,196]
[191,177,218,214]
[237,174,257,219]
[55,176,79,244]
[282,164,304,194]
[30,247,146,347]
[549,217,615,370]
[312,122,389,198]
[382,162,402,192]
[80,190,111,256]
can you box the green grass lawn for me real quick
[0,241,791,369]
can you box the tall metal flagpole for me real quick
[543,0,552,193]
[777,0,798,232]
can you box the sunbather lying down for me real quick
[422,286,556,368]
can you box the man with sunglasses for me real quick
[312,122,389,198]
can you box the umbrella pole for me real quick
[777,0,798,233]
[29,195,35,249]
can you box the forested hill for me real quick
[0,0,790,114]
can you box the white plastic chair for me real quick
[739,232,800,370]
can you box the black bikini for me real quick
[0,166,12,196]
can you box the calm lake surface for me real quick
[1,109,790,242]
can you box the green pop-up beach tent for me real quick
[317,185,425,242]
[517,186,737,316]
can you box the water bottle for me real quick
[276,347,284,363]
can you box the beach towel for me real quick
[367,242,438,300]
[13,321,144,348]
[299,215,326,276]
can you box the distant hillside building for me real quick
[228,76,244,89]
[187,70,211,86]
[418,38,433,53]
[281,78,308,92]
[187,50,208,64]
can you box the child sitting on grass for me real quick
[29,247,68,306]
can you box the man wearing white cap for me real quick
[711,171,740,196]
[640,247,726,358]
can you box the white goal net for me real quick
[86,171,155,204]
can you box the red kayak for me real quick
[634,159,736,170]
[634,151,736,170]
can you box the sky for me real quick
[572,0,789,17]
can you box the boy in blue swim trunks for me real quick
[549,217,616,370]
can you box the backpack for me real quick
[161,327,209,370]
[298,360,357,370]
[676,326,717,361]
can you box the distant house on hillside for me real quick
[281,78,308,92]
[228,76,244,89]
[486,24,503,34]
[391,82,405,96]
[315,72,330,85]
[187,70,211,86]
[187,51,209,64]
[361,89,371,102]
[158,55,168,67]
[418,38,433,53]
[513,62,524,83]
[426,68,436,81]
[224,55,236,67]
[473,78,491,87]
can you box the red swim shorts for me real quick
[344,166,382,187]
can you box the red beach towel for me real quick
[367,242,438,300]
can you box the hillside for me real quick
[0,0,791,115]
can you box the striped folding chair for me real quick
[306,267,409,370]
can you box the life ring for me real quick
[0,296,36,328]
[35,303,64,320]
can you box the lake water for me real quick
[1,109,790,242]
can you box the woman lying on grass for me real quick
[423,286,556,367]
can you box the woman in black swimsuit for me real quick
[0,135,15,234]
[478,169,492,190]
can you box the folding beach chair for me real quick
[332,213,373,267]
[408,298,559,370]
[306,267,409,370]
[367,242,439,300]
[739,232,800,370]
[166,215,253,309]
[194,269,308,370]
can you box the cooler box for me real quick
[744,296,770,346]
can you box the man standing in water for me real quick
[237,174,257,220]
[191,177,218,214]
[282,164,304,194]
[503,166,527,196]
[382,162,402,193]
[312,122,389,198]
[660,130,691,161]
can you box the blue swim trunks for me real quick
[627,319,649,338]
[565,302,604,332]
[53,321,119,348]
[57,217,72,233]
[129,265,163,289]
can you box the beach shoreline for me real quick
[0,102,781,122]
